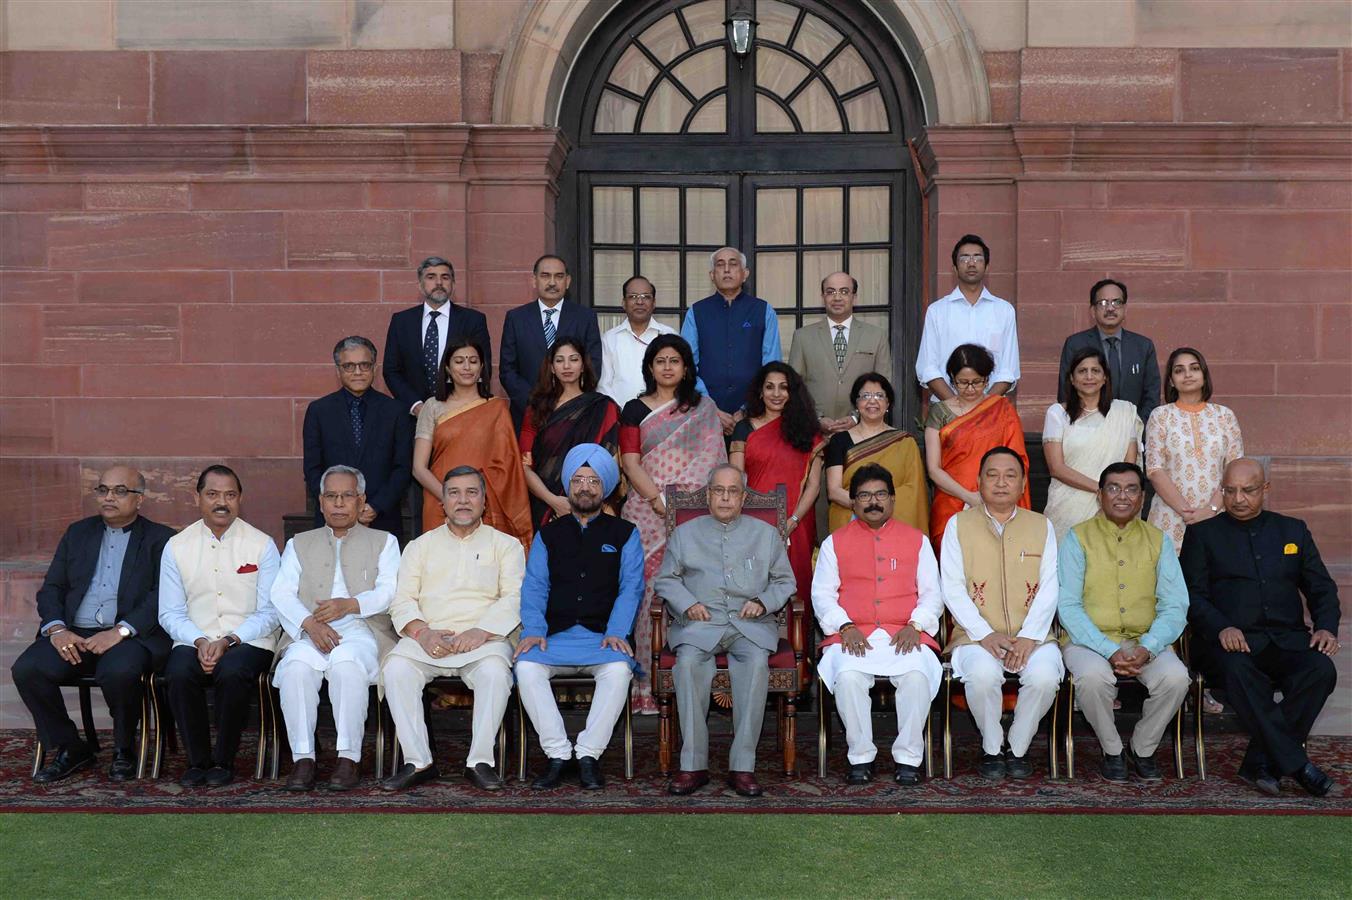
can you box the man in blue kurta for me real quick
[680,246,782,435]
[514,444,644,790]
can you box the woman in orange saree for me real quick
[923,343,1030,554]
[412,337,533,550]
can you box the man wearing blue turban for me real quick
[514,443,644,790]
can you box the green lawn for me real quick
[2,812,1347,898]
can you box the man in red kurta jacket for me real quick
[811,463,944,785]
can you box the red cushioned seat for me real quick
[658,638,796,670]
[949,680,1019,713]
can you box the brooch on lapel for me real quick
[237,563,259,574]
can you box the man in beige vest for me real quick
[380,465,524,792]
[941,446,1062,780]
[788,271,893,434]
[1058,462,1189,783]
[272,465,401,792]
[159,465,280,787]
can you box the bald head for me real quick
[821,271,858,322]
[1220,457,1268,521]
[95,464,146,528]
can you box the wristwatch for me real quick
[116,624,133,639]
[225,634,241,648]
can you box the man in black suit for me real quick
[1181,458,1341,797]
[302,335,412,542]
[499,254,603,427]
[11,465,175,782]
[1057,278,1161,426]
[382,256,493,419]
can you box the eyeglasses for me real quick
[956,253,985,264]
[570,475,603,488]
[857,391,888,402]
[1102,484,1142,497]
[709,485,744,497]
[95,485,144,498]
[1093,298,1127,309]
[853,490,893,502]
[1220,484,1265,498]
[624,292,655,301]
[822,288,854,297]
[338,361,375,373]
[321,491,360,503]
[955,378,987,390]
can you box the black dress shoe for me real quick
[1294,762,1334,798]
[577,756,605,790]
[979,753,1006,779]
[531,758,568,790]
[1100,752,1129,782]
[1005,752,1033,780]
[179,767,208,787]
[1237,764,1281,797]
[380,763,440,791]
[1126,748,1162,782]
[33,747,94,784]
[893,763,921,786]
[464,763,504,791]
[108,750,137,782]
[846,762,874,785]
[205,766,234,787]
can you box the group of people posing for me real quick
[14,236,1340,801]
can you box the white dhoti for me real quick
[820,632,942,766]
[380,636,513,769]
[515,661,632,761]
[950,642,1064,757]
[273,618,379,762]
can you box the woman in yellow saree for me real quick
[824,373,928,534]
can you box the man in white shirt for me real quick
[597,275,675,405]
[271,466,401,792]
[915,235,1020,399]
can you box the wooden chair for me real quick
[650,484,806,778]
[148,671,276,780]
[515,677,635,782]
[30,673,154,780]
[386,676,511,779]
[816,673,935,779]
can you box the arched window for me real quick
[560,0,925,421]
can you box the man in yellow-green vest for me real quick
[1058,462,1189,783]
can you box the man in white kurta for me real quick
[272,466,400,791]
[380,465,524,792]
[812,464,944,786]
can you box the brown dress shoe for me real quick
[726,771,763,797]
[667,769,710,795]
[326,758,360,791]
[285,758,316,792]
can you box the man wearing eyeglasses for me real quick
[302,335,412,542]
[1058,462,1190,784]
[13,466,175,783]
[597,275,675,406]
[1057,279,1162,427]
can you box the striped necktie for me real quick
[543,307,557,348]
[833,324,847,371]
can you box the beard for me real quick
[570,492,603,514]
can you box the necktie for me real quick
[833,324,847,371]
[1105,336,1121,394]
[543,307,557,348]
[423,310,440,392]
[348,395,364,448]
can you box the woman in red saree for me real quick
[619,334,726,712]
[411,337,533,550]
[520,337,621,528]
[923,343,1030,554]
[729,362,823,613]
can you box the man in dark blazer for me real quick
[382,256,493,418]
[499,254,603,428]
[1057,278,1161,426]
[1181,458,1341,798]
[11,465,175,783]
[303,336,413,542]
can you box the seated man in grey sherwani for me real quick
[653,464,795,798]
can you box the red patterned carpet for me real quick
[3,723,1348,815]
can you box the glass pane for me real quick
[790,77,842,132]
[638,12,689,65]
[756,47,808,99]
[756,94,795,133]
[776,314,796,359]
[639,79,692,133]
[592,186,634,244]
[639,250,680,303]
[598,311,626,333]
[849,186,889,243]
[823,44,871,95]
[595,89,639,133]
[756,0,799,45]
[802,187,843,245]
[672,46,725,100]
[685,252,713,304]
[756,189,797,246]
[639,187,680,244]
[609,43,658,95]
[849,248,889,304]
[803,250,843,309]
[681,0,726,45]
[685,188,726,246]
[844,88,888,133]
[654,312,681,331]
[793,13,843,65]
[687,94,726,133]
[754,251,797,310]
[593,250,634,307]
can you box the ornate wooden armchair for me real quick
[650,484,806,777]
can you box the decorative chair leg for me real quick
[816,677,829,779]
[657,694,672,778]
[136,675,151,779]
[150,678,165,780]
[1048,686,1061,780]
[783,694,797,778]
[1172,705,1185,780]
[254,675,268,781]
[942,671,953,780]
[374,698,386,780]
[496,716,508,780]
[31,739,44,779]
[1194,675,1207,780]
[1064,681,1076,781]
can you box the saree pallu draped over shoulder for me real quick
[424,398,534,551]
[828,429,929,535]
[929,395,1030,553]
[742,417,823,615]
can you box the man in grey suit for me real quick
[654,465,796,797]
[788,271,893,434]
[1057,279,1161,427]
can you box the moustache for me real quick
[212,506,230,515]
[864,505,884,514]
